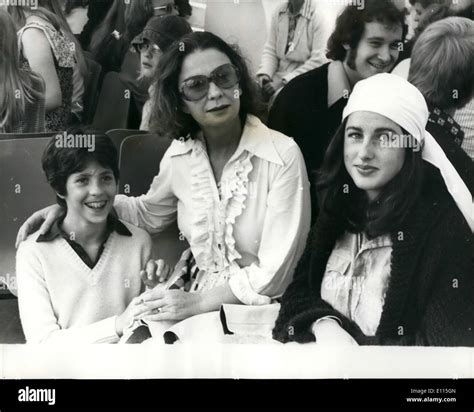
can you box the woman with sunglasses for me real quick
[130,15,192,131]
[18,32,311,334]
[273,74,473,347]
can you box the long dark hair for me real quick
[316,119,424,238]
[150,31,262,140]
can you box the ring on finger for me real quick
[152,307,162,314]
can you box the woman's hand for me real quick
[262,80,276,98]
[140,259,172,289]
[115,297,146,337]
[257,74,272,89]
[16,204,65,247]
[312,318,358,346]
[263,78,284,98]
[135,288,203,322]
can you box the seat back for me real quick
[0,297,25,343]
[120,50,140,79]
[106,129,147,150]
[0,138,56,296]
[119,134,187,266]
[0,132,57,141]
[92,71,131,132]
[118,133,172,196]
[82,55,102,125]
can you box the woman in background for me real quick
[39,0,89,124]
[7,4,77,131]
[130,15,192,130]
[0,10,45,134]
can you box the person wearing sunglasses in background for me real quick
[89,0,179,78]
[152,0,179,17]
[17,32,311,341]
[131,15,192,131]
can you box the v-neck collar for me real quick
[59,231,117,278]
[37,212,131,269]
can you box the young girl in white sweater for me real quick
[16,129,168,343]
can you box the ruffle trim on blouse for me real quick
[18,22,76,68]
[190,139,215,272]
[189,139,253,278]
[221,151,253,265]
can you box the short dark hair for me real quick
[42,127,119,208]
[150,31,262,140]
[316,119,424,238]
[326,0,406,61]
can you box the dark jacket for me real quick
[80,0,114,50]
[427,104,474,193]
[273,169,473,346]
[268,62,347,178]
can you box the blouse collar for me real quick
[168,115,284,166]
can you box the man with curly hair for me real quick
[268,0,406,207]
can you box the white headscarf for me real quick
[342,73,474,232]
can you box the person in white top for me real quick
[17,32,311,329]
[16,131,170,343]
[257,0,327,102]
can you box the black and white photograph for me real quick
[0,0,473,409]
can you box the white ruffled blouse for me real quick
[114,115,311,305]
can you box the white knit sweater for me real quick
[16,222,152,344]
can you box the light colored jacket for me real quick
[257,0,327,84]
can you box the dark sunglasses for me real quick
[180,64,241,102]
[135,41,161,55]
[153,4,177,15]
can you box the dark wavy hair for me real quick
[150,31,262,140]
[326,0,407,61]
[42,127,119,209]
[316,119,424,238]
